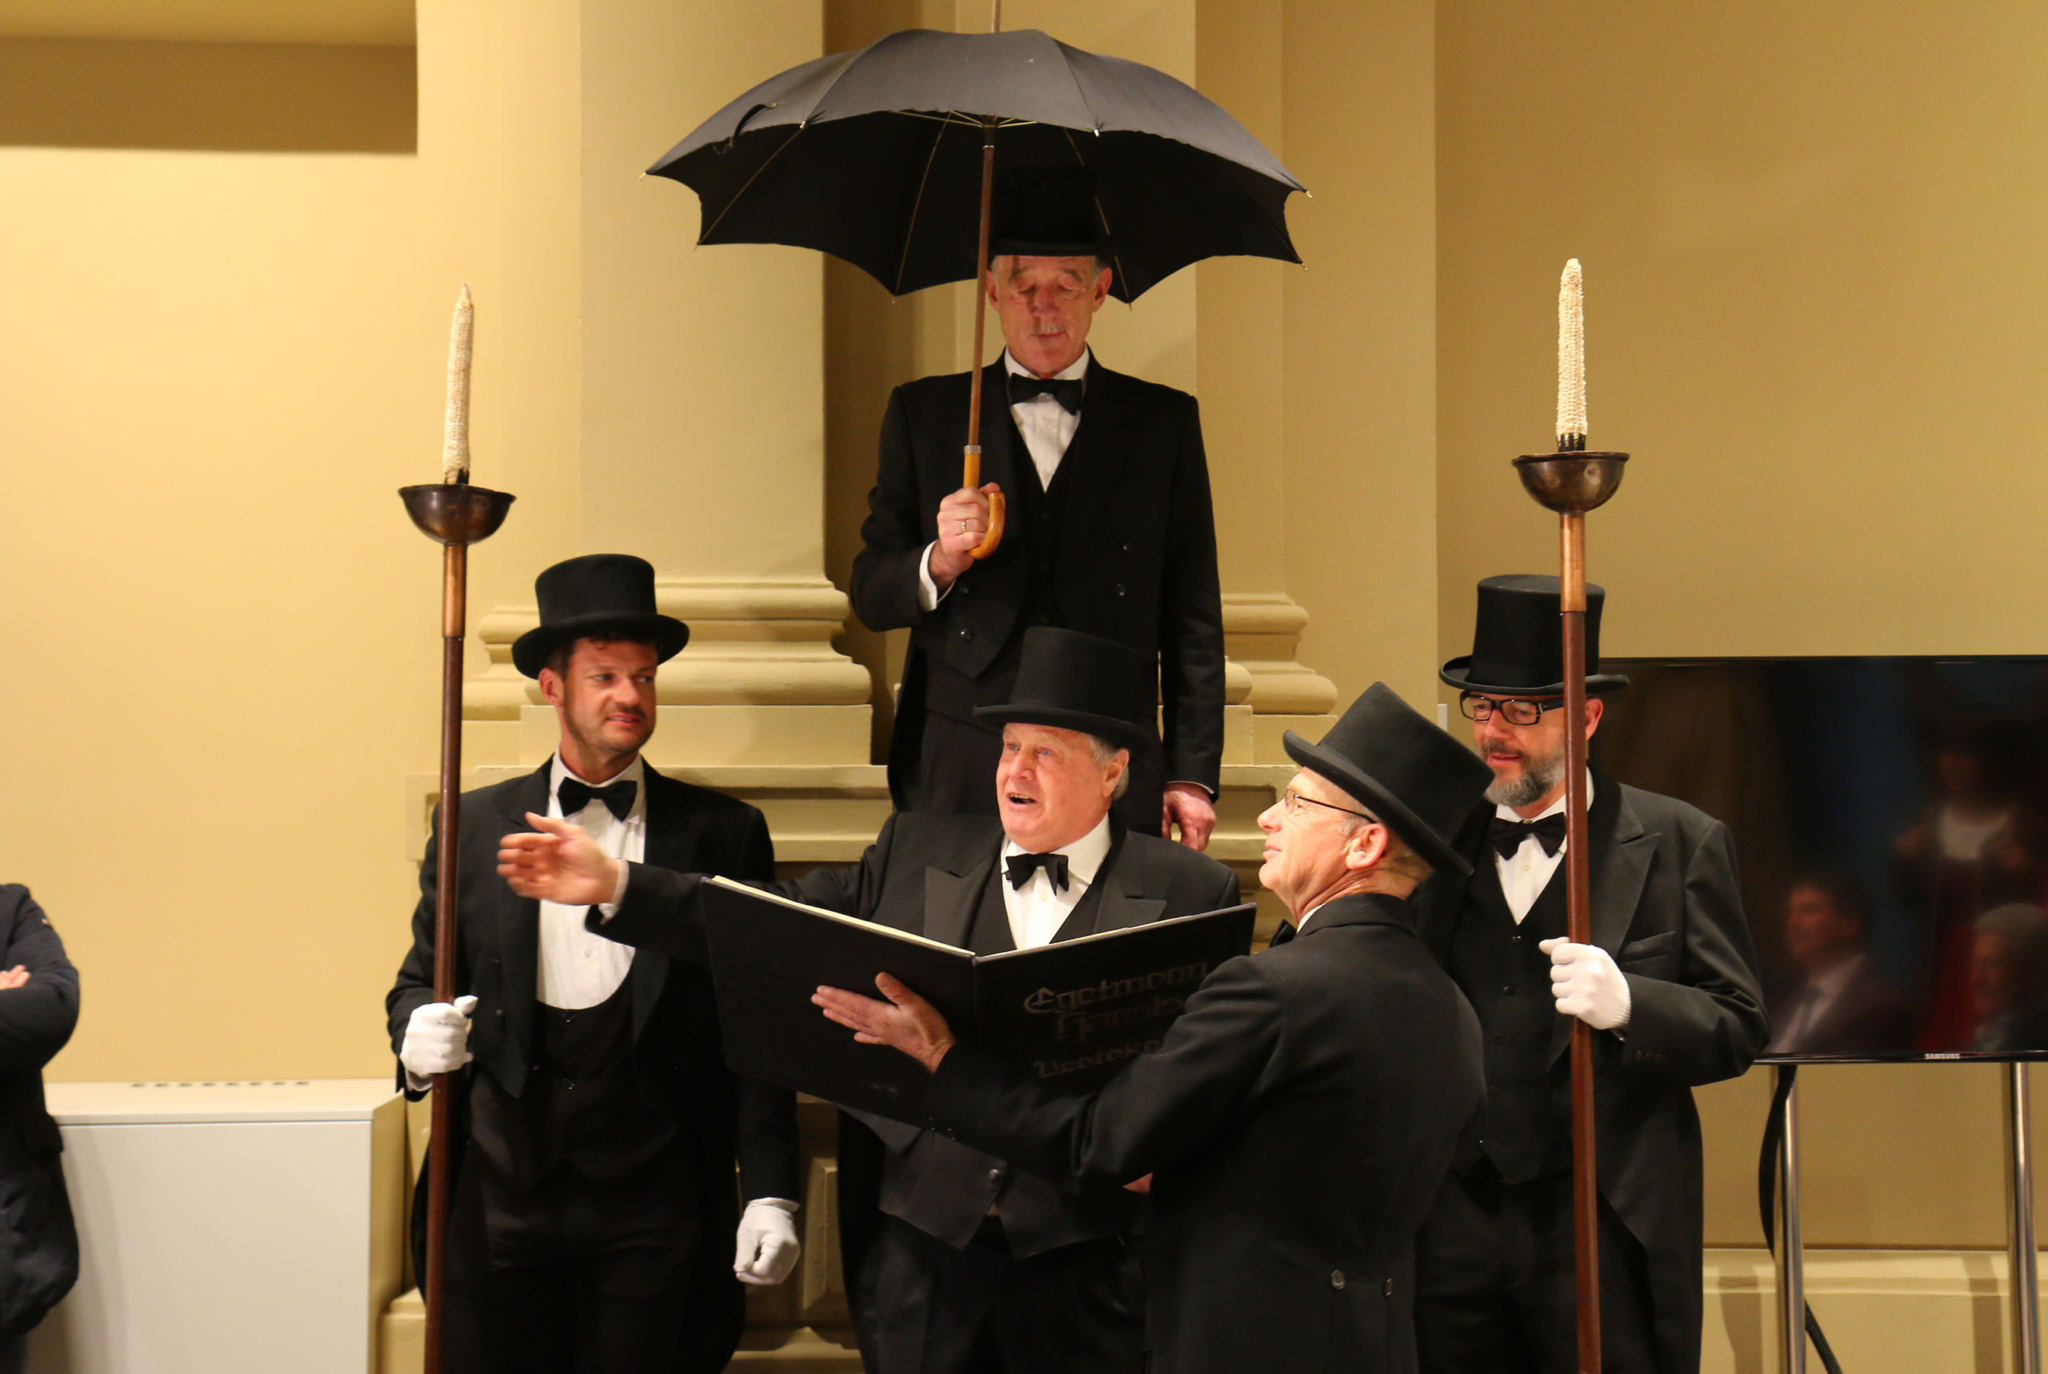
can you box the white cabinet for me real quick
[28,1080,405,1374]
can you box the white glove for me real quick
[733,1197,801,1286]
[1539,939,1631,1031]
[400,996,479,1087]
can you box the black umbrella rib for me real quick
[894,117,953,295]
[697,124,807,244]
[1057,127,1129,291]
[894,110,1041,130]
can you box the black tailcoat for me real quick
[384,762,799,1366]
[0,886,78,1336]
[849,358,1226,819]
[1410,775,1770,1374]
[913,893,1484,1374]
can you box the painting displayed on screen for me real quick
[1597,657,2048,1062]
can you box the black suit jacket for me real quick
[0,886,79,1335]
[849,358,1226,799]
[600,812,1238,1258]
[384,763,800,1336]
[912,894,1482,1374]
[1412,775,1769,1374]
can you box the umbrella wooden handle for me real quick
[972,492,1005,559]
[962,447,1005,558]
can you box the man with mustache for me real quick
[1410,575,1768,1374]
[498,628,1241,1374]
[850,165,1225,853]
[386,554,800,1374]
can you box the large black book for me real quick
[700,876,1257,1122]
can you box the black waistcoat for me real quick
[1447,857,1571,1184]
[877,858,1134,1257]
[469,979,678,1192]
[926,415,1076,721]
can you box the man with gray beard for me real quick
[1409,575,1767,1374]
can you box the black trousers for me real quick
[1414,1166,1662,1374]
[918,710,1167,839]
[859,1215,1144,1374]
[441,1149,736,1374]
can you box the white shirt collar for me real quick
[1002,347,1091,383]
[1493,771,1595,824]
[1001,812,1113,890]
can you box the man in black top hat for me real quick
[386,553,801,1374]
[1410,574,1769,1374]
[850,165,1225,852]
[498,627,1241,1374]
[811,683,1493,1374]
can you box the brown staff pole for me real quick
[1514,445,1626,1374]
[399,480,513,1372]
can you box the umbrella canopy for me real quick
[649,27,1305,302]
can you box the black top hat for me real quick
[510,554,690,679]
[1438,574,1630,698]
[991,166,1111,261]
[1283,683,1494,878]
[973,628,1151,753]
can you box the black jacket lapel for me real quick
[628,767,678,1042]
[925,850,999,950]
[1080,825,1163,936]
[1548,775,1653,1064]
[496,763,553,1066]
[1052,364,1139,575]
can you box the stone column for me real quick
[419,0,886,867]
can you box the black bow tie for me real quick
[558,777,637,823]
[1268,921,1298,949]
[1489,813,1567,859]
[1007,373,1084,414]
[1006,851,1071,892]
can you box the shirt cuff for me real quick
[595,860,630,922]
[917,543,952,613]
[1167,779,1218,800]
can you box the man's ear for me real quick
[1583,695,1605,744]
[1091,266,1112,308]
[538,666,565,709]
[1344,824,1391,872]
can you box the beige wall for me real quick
[0,43,430,1080]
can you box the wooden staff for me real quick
[1514,257,1626,1374]
[401,289,514,1372]
[398,481,511,1370]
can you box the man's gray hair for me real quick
[1087,734,1132,801]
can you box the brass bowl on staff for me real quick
[400,482,516,545]
[1513,451,1628,515]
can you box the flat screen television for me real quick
[1595,656,2048,1062]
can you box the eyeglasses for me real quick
[1281,789,1379,824]
[1458,693,1568,726]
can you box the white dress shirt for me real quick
[538,753,643,1010]
[999,814,1113,951]
[916,348,1092,612]
[1494,774,1595,925]
[1768,953,1864,1053]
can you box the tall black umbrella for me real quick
[650,24,1305,555]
